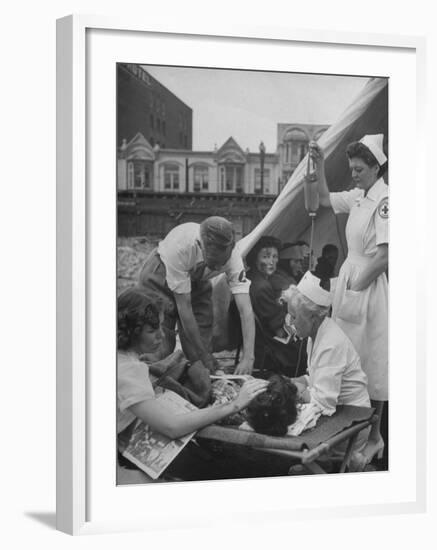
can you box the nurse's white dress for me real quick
[330,178,389,401]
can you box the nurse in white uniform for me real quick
[309,134,388,469]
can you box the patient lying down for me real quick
[213,272,372,470]
[212,374,298,436]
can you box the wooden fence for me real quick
[117,191,276,240]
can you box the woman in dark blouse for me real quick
[246,236,306,377]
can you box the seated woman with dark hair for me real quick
[246,236,306,377]
[272,242,305,291]
[117,287,268,484]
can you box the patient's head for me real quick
[246,375,298,436]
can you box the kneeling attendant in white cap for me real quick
[282,272,371,470]
[308,134,388,468]
[283,272,370,414]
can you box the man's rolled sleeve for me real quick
[164,264,192,294]
[225,250,250,294]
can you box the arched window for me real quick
[283,128,309,164]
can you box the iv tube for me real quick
[304,151,319,271]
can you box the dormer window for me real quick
[127,160,153,190]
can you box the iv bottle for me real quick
[304,155,319,215]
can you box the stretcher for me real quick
[196,405,376,475]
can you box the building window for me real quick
[150,136,155,147]
[193,166,209,192]
[128,160,153,190]
[221,164,244,193]
[162,121,166,136]
[289,141,307,162]
[284,128,308,165]
[285,143,291,163]
[164,164,180,191]
[254,168,271,194]
[150,114,154,129]
[127,162,134,189]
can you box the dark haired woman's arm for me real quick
[129,378,268,439]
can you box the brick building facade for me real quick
[117,63,193,150]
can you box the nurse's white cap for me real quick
[297,271,332,307]
[359,134,387,166]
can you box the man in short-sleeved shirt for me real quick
[138,217,255,374]
[158,223,250,295]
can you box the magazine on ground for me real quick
[122,390,197,479]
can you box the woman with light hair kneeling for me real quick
[282,272,371,470]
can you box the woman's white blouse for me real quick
[117,351,155,433]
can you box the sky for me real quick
[143,65,369,153]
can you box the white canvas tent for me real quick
[237,77,388,266]
[212,77,388,350]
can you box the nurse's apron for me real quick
[331,185,388,401]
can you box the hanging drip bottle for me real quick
[304,152,319,216]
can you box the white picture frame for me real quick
[56,14,427,535]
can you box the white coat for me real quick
[305,317,370,415]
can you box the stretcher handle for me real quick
[301,417,376,465]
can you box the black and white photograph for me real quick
[2,0,435,542]
[116,62,389,485]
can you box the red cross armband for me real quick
[377,197,389,219]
